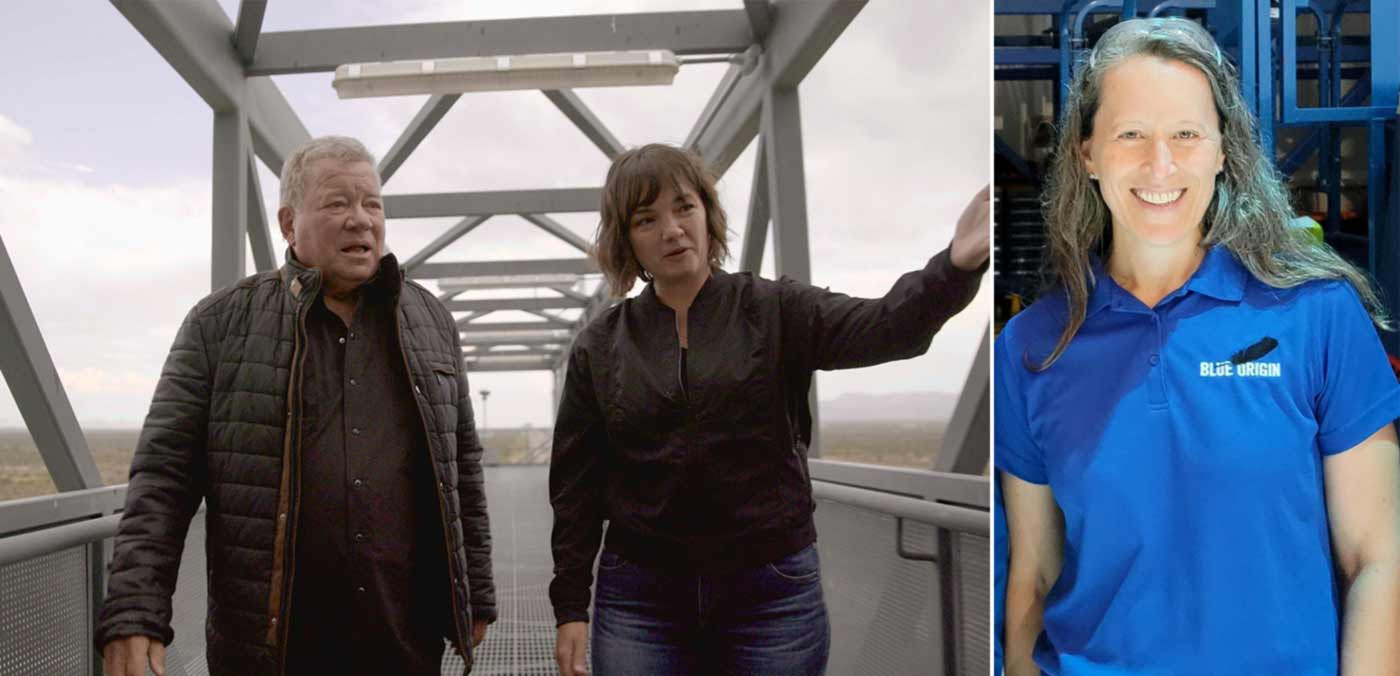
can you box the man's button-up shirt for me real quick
[286,280,449,674]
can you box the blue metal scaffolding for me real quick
[994,0,1400,349]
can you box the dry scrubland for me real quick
[0,420,944,502]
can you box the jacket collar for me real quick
[279,248,404,303]
[636,267,726,316]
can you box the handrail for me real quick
[0,514,119,567]
[811,479,988,537]
[0,484,126,537]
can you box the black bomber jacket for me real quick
[548,247,984,624]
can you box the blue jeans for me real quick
[591,544,831,676]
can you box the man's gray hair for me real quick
[279,136,378,210]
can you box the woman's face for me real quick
[1082,54,1226,251]
[627,179,711,287]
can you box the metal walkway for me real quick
[158,466,563,675]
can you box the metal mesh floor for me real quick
[449,465,566,675]
[151,465,975,675]
[164,466,565,675]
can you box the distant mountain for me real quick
[819,391,960,423]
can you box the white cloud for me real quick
[0,113,33,163]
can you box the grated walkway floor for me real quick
[166,465,565,675]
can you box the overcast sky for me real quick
[0,1,990,432]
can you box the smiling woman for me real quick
[995,17,1400,676]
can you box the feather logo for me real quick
[1230,337,1278,365]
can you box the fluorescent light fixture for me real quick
[333,50,680,99]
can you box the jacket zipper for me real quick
[275,292,311,673]
[675,314,687,401]
[394,304,471,660]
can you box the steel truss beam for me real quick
[933,327,990,475]
[460,321,568,334]
[439,273,585,292]
[246,147,278,272]
[111,0,311,172]
[247,11,755,76]
[525,310,577,327]
[380,94,460,185]
[444,297,586,313]
[761,84,819,455]
[0,235,103,491]
[232,0,267,64]
[465,357,557,373]
[461,335,572,348]
[401,215,491,272]
[521,213,591,253]
[408,258,598,280]
[385,189,601,219]
[690,0,865,176]
[739,138,769,273]
[212,110,249,290]
[542,90,625,159]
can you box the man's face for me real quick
[278,159,386,297]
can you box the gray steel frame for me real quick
[0,235,103,491]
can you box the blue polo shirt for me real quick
[995,246,1400,675]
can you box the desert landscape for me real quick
[0,419,945,502]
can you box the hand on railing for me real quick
[103,634,166,676]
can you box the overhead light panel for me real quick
[333,50,680,99]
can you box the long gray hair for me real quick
[1037,17,1389,369]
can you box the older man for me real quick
[96,136,495,675]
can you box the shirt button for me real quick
[1149,354,1160,366]
[270,617,278,626]
[349,378,357,386]
[354,533,365,542]
[349,332,356,340]
[278,512,286,522]
[356,586,366,594]
[338,336,346,345]
[351,427,361,436]
[352,478,363,487]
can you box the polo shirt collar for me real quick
[1087,245,1246,316]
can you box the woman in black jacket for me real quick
[549,143,988,676]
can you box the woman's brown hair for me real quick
[595,144,731,296]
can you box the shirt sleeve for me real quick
[1314,283,1400,454]
[994,328,1048,484]
[548,341,609,625]
[777,246,984,373]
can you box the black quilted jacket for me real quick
[95,252,496,674]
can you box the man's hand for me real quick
[103,635,166,676]
[950,184,992,272]
[555,621,589,676]
[472,619,489,647]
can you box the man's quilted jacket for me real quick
[94,253,495,674]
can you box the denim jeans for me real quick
[591,543,831,676]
